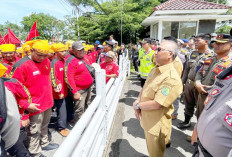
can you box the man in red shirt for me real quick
[65,41,93,123]
[10,40,58,157]
[100,51,119,83]
[0,63,31,157]
[90,45,98,63]
[50,43,69,137]
[0,44,20,77]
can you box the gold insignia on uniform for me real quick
[222,56,229,60]
[45,65,48,70]
[161,86,171,96]
[222,61,231,67]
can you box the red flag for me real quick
[26,21,40,41]
[0,33,9,45]
[0,37,6,45]
[7,28,21,44]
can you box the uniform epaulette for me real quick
[217,65,232,80]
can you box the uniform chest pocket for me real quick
[218,104,232,132]
[143,86,157,100]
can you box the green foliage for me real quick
[216,9,232,34]
[0,22,27,40]
[71,0,160,43]
[21,13,59,40]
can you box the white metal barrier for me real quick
[53,54,130,157]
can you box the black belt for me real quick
[198,139,213,157]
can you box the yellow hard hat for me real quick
[0,63,7,77]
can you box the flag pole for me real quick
[8,28,10,44]
[35,21,37,40]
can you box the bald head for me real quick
[161,40,178,57]
[155,40,178,66]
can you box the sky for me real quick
[0,0,231,25]
[0,0,76,25]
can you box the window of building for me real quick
[161,21,197,39]
[179,22,197,39]
[153,23,158,39]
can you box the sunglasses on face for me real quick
[156,47,172,53]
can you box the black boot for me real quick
[177,114,191,129]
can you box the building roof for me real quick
[154,0,231,11]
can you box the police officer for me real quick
[139,38,155,87]
[191,65,232,157]
[195,33,232,118]
[133,40,183,157]
[178,33,212,129]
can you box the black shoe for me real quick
[39,154,47,157]
[177,121,191,129]
[42,143,59,151]
[166,142,171,148]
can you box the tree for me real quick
[69,0,160,43]
[21,13,61,40]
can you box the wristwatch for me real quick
[135,103,140,110]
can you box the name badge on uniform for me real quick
[59,68,63,71]
[33,71,40,76]
[79,61,83,65]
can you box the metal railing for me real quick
[53,54,130,157]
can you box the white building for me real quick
[142,0,232,41]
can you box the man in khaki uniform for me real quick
[178,33,212,129]
[195,34,232,118]
[133,40,183,157]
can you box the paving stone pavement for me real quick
[104,75,197,157]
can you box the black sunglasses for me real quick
[156,47,172,52]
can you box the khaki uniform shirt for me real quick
[173,56,183,77]
[197,77,232,157]
[140,63,183,139]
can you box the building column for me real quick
[158,20,163,42]
[150,25,153,38]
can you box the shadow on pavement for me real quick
[119,97,136,105]
[131,81,141,87]
[109,139,146,157]
[166,127,195,156]
[122,118,145,139]
[124,90,140,98]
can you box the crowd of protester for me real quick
[1,29,232,157]
[0,35,120,157]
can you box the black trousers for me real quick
[7,127,30,157]
[140,78,146,87]
[54,98,68,131]
[66,94,74,122]
[132,58,138,72]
